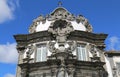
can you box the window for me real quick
[77,44,87,61]
[36,45,47,62]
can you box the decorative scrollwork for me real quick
[48,20,74,43]
[29,15,46,33]
[76,15,93,32]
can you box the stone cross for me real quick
[58,1,62,7]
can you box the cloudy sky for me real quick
[0,0,120,77]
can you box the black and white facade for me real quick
[14,6,110,77]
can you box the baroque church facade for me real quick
[14,6,120,77]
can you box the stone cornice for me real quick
[18,59,105,69]
[14,30,108,47]
[105,51,120,57]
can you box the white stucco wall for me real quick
[35,20,86,32]
[71,21,86,31]
[36,20,52,32]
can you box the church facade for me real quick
[14,6,119,77]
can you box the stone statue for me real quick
[47,41,57,55]
[90,45,98,57]
[26,44,36,58]
[66,41,76,53]
[57,58,68,77]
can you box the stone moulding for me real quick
[14,30,108,48]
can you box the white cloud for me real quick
[108,36,120,50]
[0,0,19,23]
[0,43,18,64]
[4,73,15,77]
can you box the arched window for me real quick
[77,44,87,61]
[36,45,47,62]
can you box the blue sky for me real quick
[0,0,120,77]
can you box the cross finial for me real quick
[58,1,62,7]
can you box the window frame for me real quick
[76,43,88,61]
[35,44,48,62]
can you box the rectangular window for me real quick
[36,45,47,62]
[77,44,87,61]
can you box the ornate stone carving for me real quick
[68,68,75,77]
[34,15,46,24]
[29,15,46,33]
[57,57,69,77]
[48,20,74,54]
[76,15,85,24]
[29,7,93,33]
[90,45,98,57]
[26,44,36,58]
[76,15,93,32]
[90,45,100,62]
[66,41,76,54]
[48,20,74,43]
[47,41,58,55]
[57,69,68,77]
[47,7,75,21]
[29,22,37,33]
